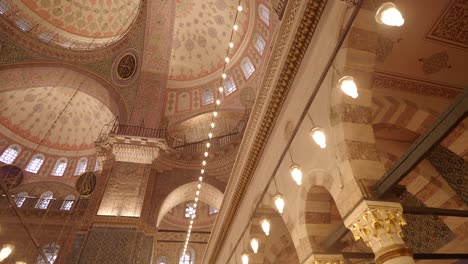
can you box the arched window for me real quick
[184,202,196,218]
[15,18,32,31]
[0,144,21,164]
[157,256,169,264]
[74,158,88,176]
[51,158,68,176]
[35,191,53,209]
[0,1,10,14]
[179,248,195,264]
[258,4,270,26]
[253,33,266,55]
[25,154,45,173]
[36,244,60,264]
[209,207,218,215]
[202,88,214,105]
[223,75,237,96]
[61,194,75,211]
[94,160,101,172]
[15,192,28,208]
[240,57,255,80]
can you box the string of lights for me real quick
[181,0,244,258]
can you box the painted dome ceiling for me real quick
[169,0,250,81]
[1,0,141,49]
[168,111,244,143]
[0,86,115,151]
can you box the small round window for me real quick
[117,54,137,80]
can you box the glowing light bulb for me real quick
[338,76,358,98]
[195,197,199,202]
[196,190,200,196]
[375,2,404,26]
[199,176,203,181]
[219,86,224,93]
[241,253,249,264]
[216,99,221,105]
[202,160,206,166]
[222,73,227,79]
[237,5,243,12]
[197,183,201,189]
[211,122,215,128]
[229,42,234,48]
[0,245,13,261]
[289,165,303,185]
[209,132,213,138]
[250,238,259,253]
[310,127,326,148]
[233,25,239,31]
[201,169,205,174]
[213,111,218,117]
[274,194,285,214]
[260,218,271,236]
[204,151,209,157]
[206,142,211,148]
[225,57,230,63]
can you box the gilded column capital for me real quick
[344,200,408,251]
[307,254,344,264]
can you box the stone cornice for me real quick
[202,0,327,262]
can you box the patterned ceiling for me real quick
[0,87,115,151]
[169,0,250,81]
[1,0,141,48]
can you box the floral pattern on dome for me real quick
[169,0,250,81]
[0,87,115,151]
[1,0,141,49]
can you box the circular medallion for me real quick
[76,172,97,197]
[0,165,23,190]
[117,54,137,80]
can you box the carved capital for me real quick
[344,201,408,252]
[308,254,344,264]
[95,135,168,164]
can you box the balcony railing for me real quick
[97,109,252,153]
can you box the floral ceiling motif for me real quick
[1,0,141,49]
[0,87,114,151]
[169,0,250,81]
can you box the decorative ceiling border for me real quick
[203,0,327,262]
[373,71,463,100]
[425,0,468,50]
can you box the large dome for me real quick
[0,86,115,151]
[168,0,250,81]
[0,0,141,49]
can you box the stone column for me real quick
[306,254,344,264]
[344,200,414,264]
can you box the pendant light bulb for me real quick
[216,99,221,105]
[206,142,211,148]
[211,122,215,128]
[213,111,218,117]
[0,244,14,261]
[219,87,224,93]
[229,42,234,48]
[202,160,206,166]
[222,73,227,79]
[208,132,213,139]
[289,165,303,186]
[233,25,239,31]
[250,238,259,254]
[375,2,404,26]
[310,127,327,149]
[204,151,209,157]
[274,194,285,214]
[241,253,249,264]
[237,5,243,12]
[260,218,271,236]
[225,57,230,63]
[338,76,358,98]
